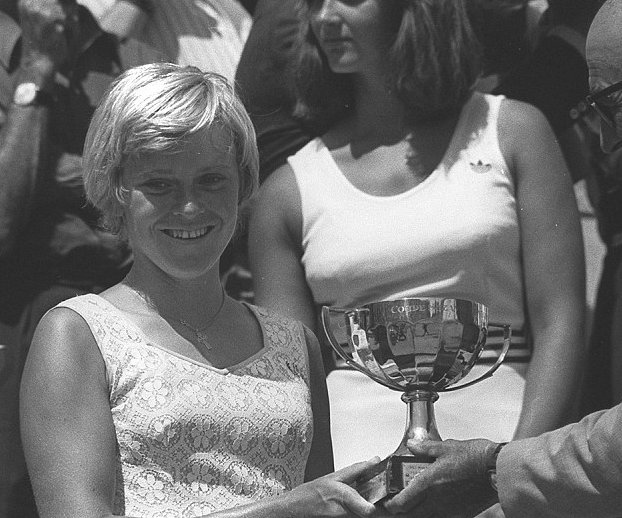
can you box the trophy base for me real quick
[354,455,432,504]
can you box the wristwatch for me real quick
[486,442,508,492]
[12,82,54,107]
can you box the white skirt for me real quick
[326,363,528,469]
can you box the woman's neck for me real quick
[122,265,224,322]
[350,73,408,141]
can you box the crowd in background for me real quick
[0,0,620,517]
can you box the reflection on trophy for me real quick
[321,298,511,503]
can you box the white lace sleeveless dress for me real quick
[288,92,530,467]
[57,294,314,518]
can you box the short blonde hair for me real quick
[83,63,259,236]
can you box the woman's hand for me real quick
[286,459,388,517]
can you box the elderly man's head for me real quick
[586,0,622,153]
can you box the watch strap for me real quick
[486,442,508,492]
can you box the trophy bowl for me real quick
[321,297,511,503]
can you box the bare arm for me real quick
[249,164,319,332]
[387,406,622,517]
[20,308,123,518]
[0,0,69,257]
[499,99,586,438]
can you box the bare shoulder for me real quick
[256,163,301,210]
[251,162,302,240]
[26,305,106,385]
[497,97,559,172]
[498,97,552,137]
[33,305,94,346]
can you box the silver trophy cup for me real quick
[321,298,511,503]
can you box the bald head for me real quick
[587,0,622,80]
[585,0,622,153]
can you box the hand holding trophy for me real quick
[322,298,511,504]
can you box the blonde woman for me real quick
[20,63,390,518]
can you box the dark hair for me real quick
[547,0,604,25]
[291,0,482,130]
[466,0,529,77]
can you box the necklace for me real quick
[176,288,227,350]
[126,284,227,351]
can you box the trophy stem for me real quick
[380,390,442,497]
[394,390,442,456]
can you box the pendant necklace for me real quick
[175,287,227,350]
[126,284,227,350]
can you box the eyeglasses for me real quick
[585,80,622,128]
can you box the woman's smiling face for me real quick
[121,125,239,280]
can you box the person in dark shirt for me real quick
[0,1,158,515]
[223,0,317,304]
[494,0,603,182]
[235,0,315,183]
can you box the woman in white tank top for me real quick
[249,1,586,510]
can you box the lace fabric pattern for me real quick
[57,295,314,518]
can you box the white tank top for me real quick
[290,92,528,361]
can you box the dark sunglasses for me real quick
[585,80,622,128]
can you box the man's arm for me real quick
[384,405,622,518]
[496,406,622,518]
[0,0,68,258]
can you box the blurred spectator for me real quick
[494,0,603,183]
[222,0,317,304]
[81,0,252,82]
[235,0,315,182]
[487,0,622,418]
[467,0,530,87]
[0,1,159,516]
[524,0,549,45]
